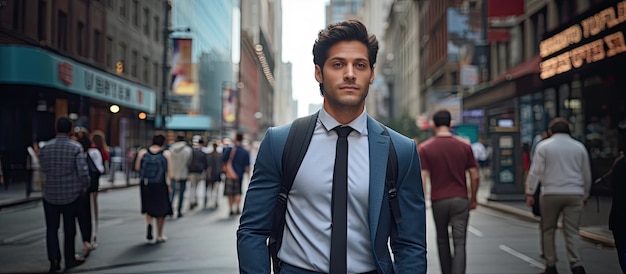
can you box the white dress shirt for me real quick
[278,108,375,273]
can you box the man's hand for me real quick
[469,199,478,210]
[168,185,172,193]
[526,195,535,207]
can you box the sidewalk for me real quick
[0,171,140,210]
[476,179,615,247]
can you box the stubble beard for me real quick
[325,84,369,110]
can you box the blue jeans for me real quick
[169,179,187,215]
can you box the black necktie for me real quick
[330,126,353,274]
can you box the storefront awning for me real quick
[165,114,213,131]
[491,55,540,85]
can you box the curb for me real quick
[0,197,42,210]
[478,201,615,247]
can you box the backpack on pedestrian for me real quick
[140,150,167,185]
[188,147,208,173]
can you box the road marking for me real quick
[499,244,545,269]
[2,228,45,244]
[468,225,483,237]
[1,218,125,244]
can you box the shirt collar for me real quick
[318,107,368,135]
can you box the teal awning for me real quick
[165,114,213,131]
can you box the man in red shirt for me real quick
[418,109,479,274]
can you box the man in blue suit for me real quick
[237,19,426,274]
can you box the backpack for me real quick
[189,147,208,173]
[140,150,167,184]
[268,112,400,273]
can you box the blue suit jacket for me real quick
[237,116,426,273]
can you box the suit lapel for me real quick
[367,117,390,241]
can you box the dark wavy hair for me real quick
[312,19,379,95]
[152,135,166,146]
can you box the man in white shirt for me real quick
[525,117,591,274]
[471,137,488,179]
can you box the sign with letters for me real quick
[0,46,155,113]
[539,0,626,80]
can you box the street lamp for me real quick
[158,0,191,131]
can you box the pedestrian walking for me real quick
[91,131,109,175]
[222,133,249,216]
[471,137,489,179]
[205,141,222,209]
[39,117,90,273]
[75,133,104,258]
[525,117,591,274]
[135,134,172,243]
[418,109,480,274]
[168,135,192,218]
[188,138,209,209]
[26,142,42,194]
[237,19,426,273]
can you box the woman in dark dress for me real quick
[135,135,172,243]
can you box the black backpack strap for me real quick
[269,111,318,273]
[380,123,401,228]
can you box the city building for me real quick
[166,0,235,139]
[418,0,486,127]
[462,0,622,200]
[238,0,280,140]
[0,0,163,183]
[378,0,421,121]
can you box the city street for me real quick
[0,183,621,273]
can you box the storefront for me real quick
[463,58,542,200]
[0,45,156,183]
[539,0,626,193]
[464,0,626,199]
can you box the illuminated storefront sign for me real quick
[540,1,626,79]
[0,46,155,113]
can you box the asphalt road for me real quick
[0,185,621,273]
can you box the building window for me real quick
[106,36,113,67]
[58,11,68,50]
[131,50,138,77]
[143,8,150,35]
[119,0,126,18]
[153,62,159,87]
[154,16,160,42]
[38,0,47,41]
[143,56,149,82]
[94,30,102,63]
[107,0,114,10]
[77,22,85,56]
[132,0,139,27]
